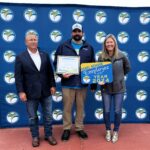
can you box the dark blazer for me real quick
[15,49,56,99]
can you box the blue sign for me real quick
[81,62,113,84]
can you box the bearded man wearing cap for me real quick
[54,23,97,141]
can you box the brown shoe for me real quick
[32,137,40,147]
[45,136,57,145]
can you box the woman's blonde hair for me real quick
[100,34,119,59]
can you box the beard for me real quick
[72,35,82,41]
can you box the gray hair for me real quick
[25,31,38,40]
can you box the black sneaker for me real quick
[61,130,70,141]
[76,130,88,139]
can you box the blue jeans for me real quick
[101,92,124,132]
[26,96,52,138]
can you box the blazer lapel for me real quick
[39,51,44,72]
[24,50,39,71]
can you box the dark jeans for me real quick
[101,92,124,132]
[26,96,52,138]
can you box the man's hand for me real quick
[63,74,73,78]
[50,87,56,95]
[19,92,27,102]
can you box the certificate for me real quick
[56,55,80,74]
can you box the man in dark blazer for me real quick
[15,32,57,147]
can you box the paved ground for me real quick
[0,124,150,150]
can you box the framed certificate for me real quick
[56,55,80,75]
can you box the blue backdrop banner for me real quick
[0,3,150,127]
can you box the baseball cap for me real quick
[72,23,82,31]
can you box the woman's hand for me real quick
[98,81,105,85]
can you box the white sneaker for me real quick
[105,130,111,142]
[112,131,118,143]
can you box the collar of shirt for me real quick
[27,48,39,56]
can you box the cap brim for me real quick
[72,28,82,31]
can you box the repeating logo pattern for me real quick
[136,90,147,101]
[24,8,37,22]
[3,50,16,63]
[73,9,85,22]
[139,31,150,43]
[52,91,62,102]
[136,108,147,119]
[5,93,18,105]
[137,70,148,82]
[95,31,106,43]
[50,30,62,43]
[118,12,130,25]
[137,51,149,63]
[4,72,15,84]
[52,109,63,121]
[49,9,62,23]
[0,8,13,21]
[139,12,150,25]
[95,11,107,24]
[2,29,15,42]
[117,31,129,44]
[7,112,19,124]
[0,5,149,127]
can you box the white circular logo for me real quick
[83,76,90,84]
[2,29,15,42]
[139,12,150,25]
[122,108,127,119]
[7,112,19,124]
[118,12,130,25]
[118,31,129,44]
[52,91,62,102]
[136,90,147,101]
[49,9,62,23]
[0,8,13,21]
[95,11,107,24]
[139,31,150,44]
[123,92,127,101]
[50,30,62,43]
[95,31,106,43]
[74,111,85,118]
[4,72,15,84]
[5,93,18,105]
[24,8,37,22]
[50,50,56,62]
[54,73,61,83]
[52,109,63,121]
[95,108,103,120]
[73,9,85,22]
[95,90,102,102]
[4,50,16,63]
[95,51,102,62]
[137,70,148,82]
[136,108,147,119]
[124,75,128,81]
[37,111,41,120]
[137,51,149,63]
